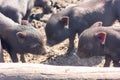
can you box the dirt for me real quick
[3,0,120,67]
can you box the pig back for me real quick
[0,13,18,29]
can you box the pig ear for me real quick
[60,16,69,28]
[95,32,106,45]
[16,32,26,43]
[16,32,26,39]
[91,21,103,28]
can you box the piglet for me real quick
[0,13,47,62]
[76,22,120,67]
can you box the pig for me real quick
[0,12,47,62]
[75,21,120,67]
[0,0,53,24]
[45,0,120,55]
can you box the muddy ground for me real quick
[3,0,120,67]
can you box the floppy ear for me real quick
[60,16,69,28]
[95,32,106,45]
[16,32,26,43]
[91,21,103,28]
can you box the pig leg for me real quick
[9,52,18,62]
[66,34,76,55]
[104,55,112,67]
[29,13,44,21]
[0,39,4,62]
[43,6,52,14]
[113,60,120,67]
[23,10,31,21]
[20,54,26,63]
[41,0,52,14]
[110,53,120,67]
[112,56,120,67]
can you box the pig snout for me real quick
[39,47,48,55]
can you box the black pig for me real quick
[45,0,120,55]
[76,22,120,67]
[0,0,53,24]
[0,13,47,62]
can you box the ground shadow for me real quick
[43,53,104,67]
